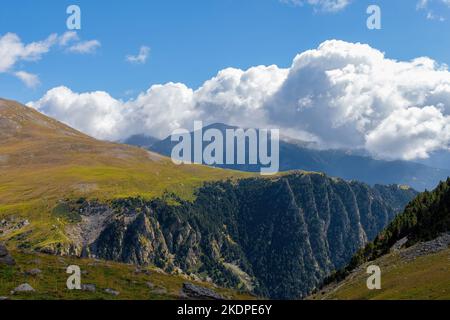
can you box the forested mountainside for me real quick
[54,173,416,299]
[323,178,450,287]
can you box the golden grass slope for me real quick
[311,248,450,300]
[0,98,250,249]
[0,249,254,300]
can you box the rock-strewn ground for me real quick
[0,243,15,266]
[400,233,450,261]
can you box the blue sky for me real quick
[2,0,450,167]
[1,0,450,103]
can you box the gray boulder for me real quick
[104,288,120,296]
[0,244,15,266]
[181,283,224,300]
[152,287,167,295]
[0,244,7,256]
[81,284,96,292]
[11,283,35,294]
[25,268,42,276]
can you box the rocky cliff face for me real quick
[62,172,416,299]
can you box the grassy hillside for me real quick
[313,177,450,300]
[327,177,450,283]
[311,247,450,300]
[0,249,253,300]
[0,98,250,250]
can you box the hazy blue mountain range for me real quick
[124,123,450,191]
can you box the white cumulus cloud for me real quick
[14,71,40,88]
[0,31,101,87]
[417,0,450,21]
[29,40,450,161]
[68,40,101,54]
[0,32,57,73]
[366,106,450,160]
[28,86,126,141]
[126,46,150,64]
[280,0,351,12]
[59,31,79,46]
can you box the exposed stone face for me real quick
[0,244,7,256]
[25,268,42,276]
[104,288,120,296]
[399,233,450,261]
[11,283,34,294]
[0,218,30,237]
[181,283,224,300]
[61,173,416,299]
[0,243,15,266]
[81,284,96,292]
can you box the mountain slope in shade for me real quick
[314,178,450,299]
[60,173,416,299]
[122,134,159,149]
[147,123,450,191]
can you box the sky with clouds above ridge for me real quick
[1,0,450,162]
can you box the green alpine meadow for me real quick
[1,0,450,306]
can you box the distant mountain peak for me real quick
[148,122,450,191]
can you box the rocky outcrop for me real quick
[104,288,120,296]
[81,284,96,292]
[62,172,416,299]
[11,283,34,294]
[400,233,450,261]
[91,211,172,269]
[0,243,15,266]
[181,283,224,300]
[0,218,29,236]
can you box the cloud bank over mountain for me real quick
[29,40,450,161]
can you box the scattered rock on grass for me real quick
[134,267,151,276]
[181,283,224,300]
[81,284,96,292]
[25,268,42,276]
[152,287,167,295]
[104,288,120,296]
[11,283,35,294]
[0,244,15,266]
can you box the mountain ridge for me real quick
[55,173,417,298]
[146,123,450,191]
